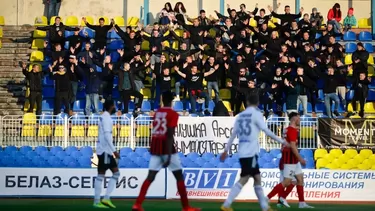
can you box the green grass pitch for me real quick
[1,199,375,211]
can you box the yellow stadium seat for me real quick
[368,56,374,65]
[174,29,184,37]
[33,30,47,38]
[30,51,44,62]
[330,149,343,158]
[357,163,370,170]
[26,88,30,97]
[209,28,216,38]
[120,125,131,137]
[345,149,358,158]
[38,125,52,137]
[31,39,45,50]
[350,115,361,119]
[136,125,150,137]
[0,28,2,38]
[347,159,359,167]
[347,68,353,76]
[162,41,170,48]
[203,79,207,87]
[325,163,339,170]
[353,154,366,164]
[81,16,94,26]
[323,153,335,163]
[219,89,231,100]
[128,17,140,27]
[360,149,373,159]
[114,16,125,26]
[316,158,329,169]
[362,159,375,167]
[369,154,375,161]
[0,40,2,49]
[171,40,179,50]
[314,148,328,160]
[71,125,85,137]
[268,21,276,28]
[338,154,350,163]
[22,125,36,137]
[332,158,344,168]
[141,88,152,99]
[54,125,65,137]
[299,127,314,139]
[141,40,150,51]
[358,18,371,28]
[87,125,98,137]
[222,101,232,112]
[372,165,375,170]
[23,113,37,124]
[65,16,79,26]
[23,100,36,112]
[271,17,279,24]
[368,66,375,76]
[340,163,353,170]
[97,16,110,25]
[249,18,257,27]
[0,16,4,25]
[112,126,118,137]
[34,16,48,26]
[344,54,352,65]
[50,16,63,25]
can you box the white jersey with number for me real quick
[226,106,285,158]
[97,111,116,156]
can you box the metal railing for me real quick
[0,115,319,151]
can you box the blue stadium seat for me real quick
[127,101,135,112]
[359,31,372,41]
[343,31,356,41]
[173,101,184,112]
[315,33,321,39]
[364,43,374,53]
[232,162,241,168]
[202,152,215,161]
[42,100,54,112]
[63,156,75,166]
[32,156,44,166]
[120,147,133,157]
[189,113,199,117]
[48,156,60,165]
[203,100,215,112]
[107,31,121,39]
[80,146,93,157]
[231,153,239,160]
[78,157,91,168]
[178,152,185,158]
[367,90,375,101]
[35,146,48,155]
[72,100,85,113]
[263,162,276,168]
[335,36,341,41]
[76,91,85,99]
[40,151,52,160]
[305,159,315,169]
[56,151,67,160]
[42,87,55,98]
[107,40,124,51]
[270,149,281,158]
[142,152,151,160]
[26,151,38,159]
[67,162,79,168]
[10,151,22,158]
[5,146,17,154]
[202,162,215,168]
[15,155,26,165]
[65,31,75,38]
[258,158,266,168]
[43,76,54,86]
[272,158,281,167]
[71,151,83,160]
[124,162,138,168]
[126,152,140,159]
[141,101,151,112]
[110,51,121,62]
[224,157,236,166]
[79,28,95,39]
[135,148,148,155]
[64,41,70,50]
[37,159,50,167]
[217,163,230,168]
[194,157,206,167]
[345,42,357,53]
[300,149,314,159]
[20,146,32,155]
[187,152,200,160]
[209,157,221,166]
[315,103,325,113]
[65,146,78,156]
[259,148,267,157]
[317,89,324,102]
[262,153,273,162]
[180,157,191,167]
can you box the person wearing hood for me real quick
[343,8,357,31]
[310,8,323,29]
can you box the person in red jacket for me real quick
[327,3,342,34]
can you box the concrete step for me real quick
[0,55,30,61]
[0,97,25,104]
[0,103,23,109]
[0,60,19,67]
[1,43,31,49]
[2,31,32,38]
[0,90,25,97]
[0,72,26,78]
[2,25,35,31]
[0,109,25,116]
[0,48,33,54]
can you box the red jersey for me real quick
[281,126,299,164]
[150,107,179,155]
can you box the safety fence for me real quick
[0,115,319,151]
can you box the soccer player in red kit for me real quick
[132,91,200,211]
[267,112,314,209]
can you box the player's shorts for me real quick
[283,162,303,179]
[149,153,182,172]
[279,170,297,182]
[97,153,117,172]
[239,156,260,177]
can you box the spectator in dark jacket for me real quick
[49,64,72,115]
[83,17,114,50]
[269,5,303,26]
[352,42,369,77]
[213,100,230,116]
[37,17,78,47]
[351,72,371,117]
[22,62,43,115]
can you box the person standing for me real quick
[83,17,114,50]
[351,73,371,118]
[49,64,71,115]
[93,100,120,209]
[22,62,43,115]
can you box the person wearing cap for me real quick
[310,8,323,29]
[351,42,369,78]
[343,8,357,31]
[82,17,114,50]
[22,62,43,116]
[49,64,71,115]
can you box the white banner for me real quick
[166,168,375,202]
[0,168,165,197]
[175,117,238,154]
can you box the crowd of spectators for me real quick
[24,1,372,118]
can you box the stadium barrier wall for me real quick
[1,168,375,202]
[0,115,318,151]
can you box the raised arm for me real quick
[203,64,219,77]
[174,66,186,78]
[256,113,285,144]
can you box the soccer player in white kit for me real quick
[93,100,120,208]
[220,94,288,211]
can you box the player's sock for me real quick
[104,171,120,200]
[283,184,295,199]
[223,182,243,208]
[135,179,152,205]
[254,185,269,210]
[267,183,284,199]
[94,174,104,204]
[177,180,189,208]
[297,185,305,202]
